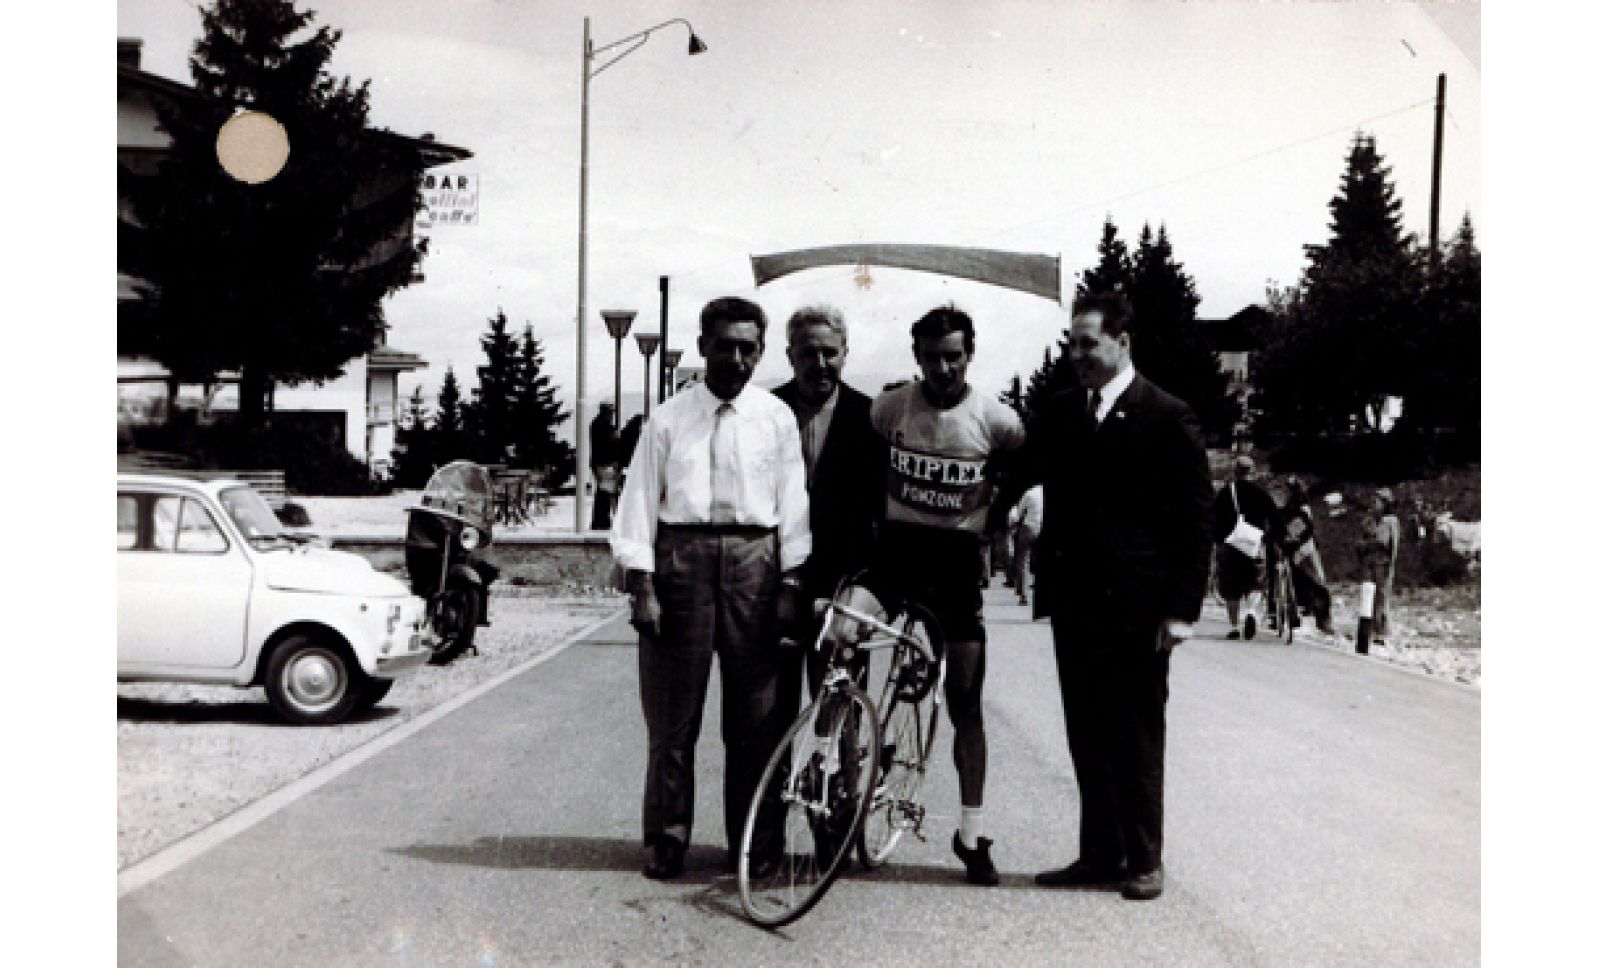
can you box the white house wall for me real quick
[273,357,370,461]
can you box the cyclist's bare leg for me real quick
[945,637,987,811]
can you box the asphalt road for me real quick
[118,591,1478,967]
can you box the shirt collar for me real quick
[695,380,747,415]
[1097,364,1136,417]
[792,385,839,420]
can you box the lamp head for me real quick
[635,332,662,357]
[601,309,637,340]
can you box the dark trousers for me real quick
[590,488,615,531]
[1049,615,1171,876]
[638,526,784,854]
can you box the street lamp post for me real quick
[635,332,662,416]
[600,309,636,428]
[663,348,683,397]
[574,17,707,532]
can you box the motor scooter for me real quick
[405,461,500,665]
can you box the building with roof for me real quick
[1200,304,1274,444]
[116,38,469,476]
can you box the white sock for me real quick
[959,807,984,849]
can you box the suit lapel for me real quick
[811,387,862,485]
[1096,374,1148,437]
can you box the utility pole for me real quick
[658,276,670,404]
[1429,72,1446,271]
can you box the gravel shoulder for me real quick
[117,589,623,870]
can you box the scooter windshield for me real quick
[418,461,495,535]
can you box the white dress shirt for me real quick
[1091,363,1136,424]
[1015,485,1045,532]
[610,382,812,574]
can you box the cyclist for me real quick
[868,304,1024,886]
[1279,476,1335,635]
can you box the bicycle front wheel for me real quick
[737,683,881,928]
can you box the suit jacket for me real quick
[1008,373,1213,632]
[772,381,887,597]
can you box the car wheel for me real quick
[264,633,362,725]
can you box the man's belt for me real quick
[659,522,777,537]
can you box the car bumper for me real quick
[375,628,434,676]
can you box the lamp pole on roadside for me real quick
[573,16,707,531]
[635,332,662,417]
[600,310,637,427]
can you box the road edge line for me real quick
[117,608,627,898]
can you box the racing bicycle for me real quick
[736,573,945,927]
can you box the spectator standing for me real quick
[1357,487,1401,643]
[771,305,886,715]
[1212,455,1279,640]
[1009,484,1044,607]
[589,402,620,531]
[610,297,810,880]
[994,291,1213,901]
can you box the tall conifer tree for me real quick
[120,0,427,426]
[510,324,576,487]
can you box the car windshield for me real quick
[220,486,292,548]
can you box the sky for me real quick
[115,0,1481,433]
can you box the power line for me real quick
[1060,98,1436,218]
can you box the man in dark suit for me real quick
[994,291,1213,901]
[771,305,886,716]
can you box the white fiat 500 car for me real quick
[117,472,433,725]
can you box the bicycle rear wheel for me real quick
[859,603,944,869]
[738,683,881,928]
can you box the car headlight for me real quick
[459,526,480,550]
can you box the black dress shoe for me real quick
[951,833,1000,886]
[643,837,685,880]
[1121,866,1164,900]
[1034,858,1126,888]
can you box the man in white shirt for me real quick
[1010,484,1044,607]
[610,296,811,880]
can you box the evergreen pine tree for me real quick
[391,386,435,486]
[1409,214,1480,450]
[120,0,427,426]
[1078,217,1134,298]
[1000,374,1025,418]
[466,310,520,465]
[1254,133,1425,440]
[434,366,469,463]
[1126,223,1234,439]
[510,324,576,488]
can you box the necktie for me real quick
[1086,387,1102,426]
[709,402,738,523]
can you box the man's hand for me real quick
[1158,619,1193,653]
[626,570,662,639]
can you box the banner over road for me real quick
[751,243,1060,302]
